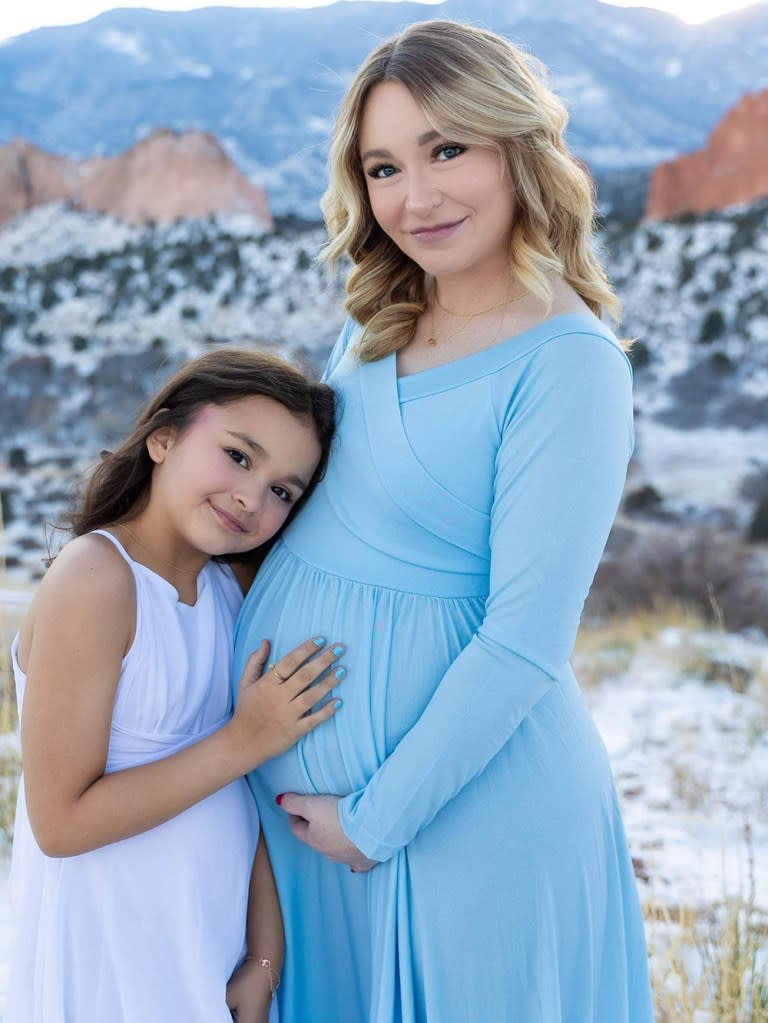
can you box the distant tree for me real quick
[627,339,650,369]
[623,484,662,514]
[748,496,768,543]
[699,309,725,343]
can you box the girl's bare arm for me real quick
[19,536,343,858]
[226,834,285,1022]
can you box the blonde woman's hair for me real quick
[320,19,620,362]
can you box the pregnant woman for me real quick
[233,19,654,1023]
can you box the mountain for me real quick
[646,88,768,219]
[0,130,272,227]
[1,1,767,216]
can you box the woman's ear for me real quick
[146,425,177,464]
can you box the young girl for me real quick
[7,348,342,1023]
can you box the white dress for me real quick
[6,530,266,1023]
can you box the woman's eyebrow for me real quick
[360,130,443,162]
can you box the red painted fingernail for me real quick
[275,793,285,806]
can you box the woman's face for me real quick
[358,80,516,284]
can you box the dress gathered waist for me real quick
[281,529,490,600]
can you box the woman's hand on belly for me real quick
[276,793,377,873]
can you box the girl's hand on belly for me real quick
[276,793,377,873]
[227,638,346,771]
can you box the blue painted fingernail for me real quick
[313,636,326,646]
[333,698,343,709]
[332,644,344,656]
[334,666,346,679]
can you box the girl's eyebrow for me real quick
[360,130,442,162]
[225,431,310,491]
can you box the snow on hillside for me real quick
[1,199,767,592]
[603,198,768,532]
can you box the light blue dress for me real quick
[233,312,654,1023]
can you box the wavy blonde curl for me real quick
[320,19,620,363]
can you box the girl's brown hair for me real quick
[69,348,336,556]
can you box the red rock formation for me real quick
[0,139,80,224]
[0,129,271,228]
[645,89,768,220]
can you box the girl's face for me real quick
[358,80,516,285]
[148,396,322,559]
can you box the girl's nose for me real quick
[233,484,262,514]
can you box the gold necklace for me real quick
[116,523,200,575]
[434,290,516,318]
[425,285,527,347]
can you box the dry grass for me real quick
[647,829,768,1023]
[574,602,708,687]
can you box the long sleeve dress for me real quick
[232,311,655,1023]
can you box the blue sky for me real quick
[0,0,764,42]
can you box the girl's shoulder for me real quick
[18,533,135,661]
[44,532,135,594]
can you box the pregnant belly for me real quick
[235,547,486,798]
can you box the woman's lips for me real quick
[410,218,466,244]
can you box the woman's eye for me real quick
[225,448,248,468]
[367,163,397,180]
[435,144,465,161]
[271,486,293,505]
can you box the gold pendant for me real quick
[426,336,438,346]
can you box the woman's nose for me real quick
[404,171,442,214]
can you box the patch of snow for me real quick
[632,421,768,525]
[99,29,149,64]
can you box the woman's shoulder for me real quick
[490,312,634,432]
[517,279,630,372]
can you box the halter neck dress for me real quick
[233,313,654,1023]
[7,531,265,1022]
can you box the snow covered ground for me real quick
[0,612,765,1018]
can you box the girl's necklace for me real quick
[116,523,200,575]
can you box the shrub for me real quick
[8,447,27,470]
[748,497,768,543]
[628,339,651,370]
[699,309,725,343]
[588,523,768,630]
[624,484,662,513]
[678,257,696,288]
[0,488,15,525]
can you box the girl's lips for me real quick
[410,218,466,244]
[210,503,246,533]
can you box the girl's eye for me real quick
[225,448,249,468]
[435,143,466,161]
[367,163,397,180]
[271,486,293,505]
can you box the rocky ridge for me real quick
[0,130,272,228]
[646,89,768,220]
[1,1,767,216]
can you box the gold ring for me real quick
[269,662,288,682]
